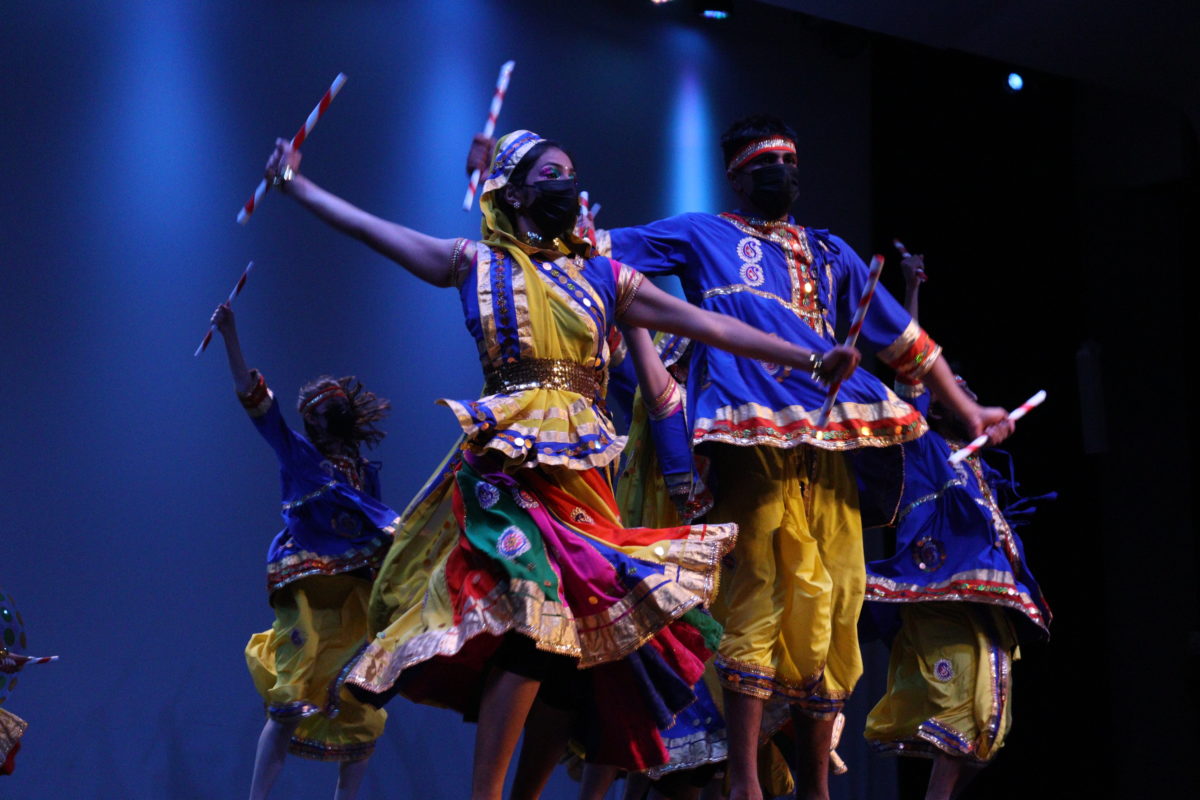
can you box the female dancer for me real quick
[261,128,859,800]
[863,255,1052,800]
[212,304,400,800]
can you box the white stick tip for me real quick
[331,73,348,92]
[236,209,250,225]
[501,60,515,72]
[1030,389,1047,405]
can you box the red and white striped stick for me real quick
[815,254,885,427]
[463,60,515,212]
[576,191,598,246]
[947,390,1046,465]
[194,261,255,357]
[236,73,348,225]
[6,653,58,666]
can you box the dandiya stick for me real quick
[947,390,1046,465]
[815,254,885,427]
[463,61,515,212]
[576,191,597,246]
[236,73,348,225]
[5,653,58,666]
[194,261,255,357]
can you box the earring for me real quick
[513,200,522,209]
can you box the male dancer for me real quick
[471,115,1011,800]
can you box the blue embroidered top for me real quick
[241,374,400,595]
[865,385,1052,640]
[603,212,940,450]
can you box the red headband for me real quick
[728,137,797,170]
[301,385,348,414]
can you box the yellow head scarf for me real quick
[478,130,592,264]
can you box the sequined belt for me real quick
[484,358,602,400]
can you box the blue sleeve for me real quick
[250,398,323,482]
[647,407,694,479]
[608,214,703,277]
[828,235,917,355]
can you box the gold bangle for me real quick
[449,238,469,287]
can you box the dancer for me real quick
[211,304,399,800]
[0,658,25,777]
[863,254,1052,800]
[1,588,29,777]
[473,114,1012,800]
[261,128,859,800]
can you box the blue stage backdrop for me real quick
[1,1,881,797]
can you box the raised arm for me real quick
[212,302,255,395]
[620,276,861,384]
[269,140,472,288]
[900,253,925,321]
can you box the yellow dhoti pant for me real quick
[864,603,1017,761]
[708,444,864,719]
[246,575,387,762]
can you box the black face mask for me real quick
[323,405,357,439]
[746,164,800,219]
[523,178,580,237]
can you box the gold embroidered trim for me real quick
[595,228,613,258]
[713,215,833,336]
[0,708,28,759]
[615,265,645,317]
[694,399,928,451]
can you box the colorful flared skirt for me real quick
[343,450,736,770]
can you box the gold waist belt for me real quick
[484,358,602,400]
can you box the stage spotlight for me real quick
[650,0,675,5]
[1007,72,1024,92]
[693,0,732,20]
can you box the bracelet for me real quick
[645,381,682,420]
[809,352,824,381]
[449,237,469,287]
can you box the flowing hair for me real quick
[297,375,390,451]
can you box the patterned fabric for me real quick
[865,388,1052,639]
[606,212,934,450]
[241,378,399,595]
[346,456,734,770]
[245,575,385,762]
[442,245,644,470]
[865,603,1017,762]
[343,132,738,771]
[0,708,26,771]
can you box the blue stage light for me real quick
[693,0,732,19]
[1007,72,1024,92]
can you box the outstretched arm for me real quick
[269,140,471,288]
[211,303,255,395]
[922,336,1014,445]
[621,277,861,384]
